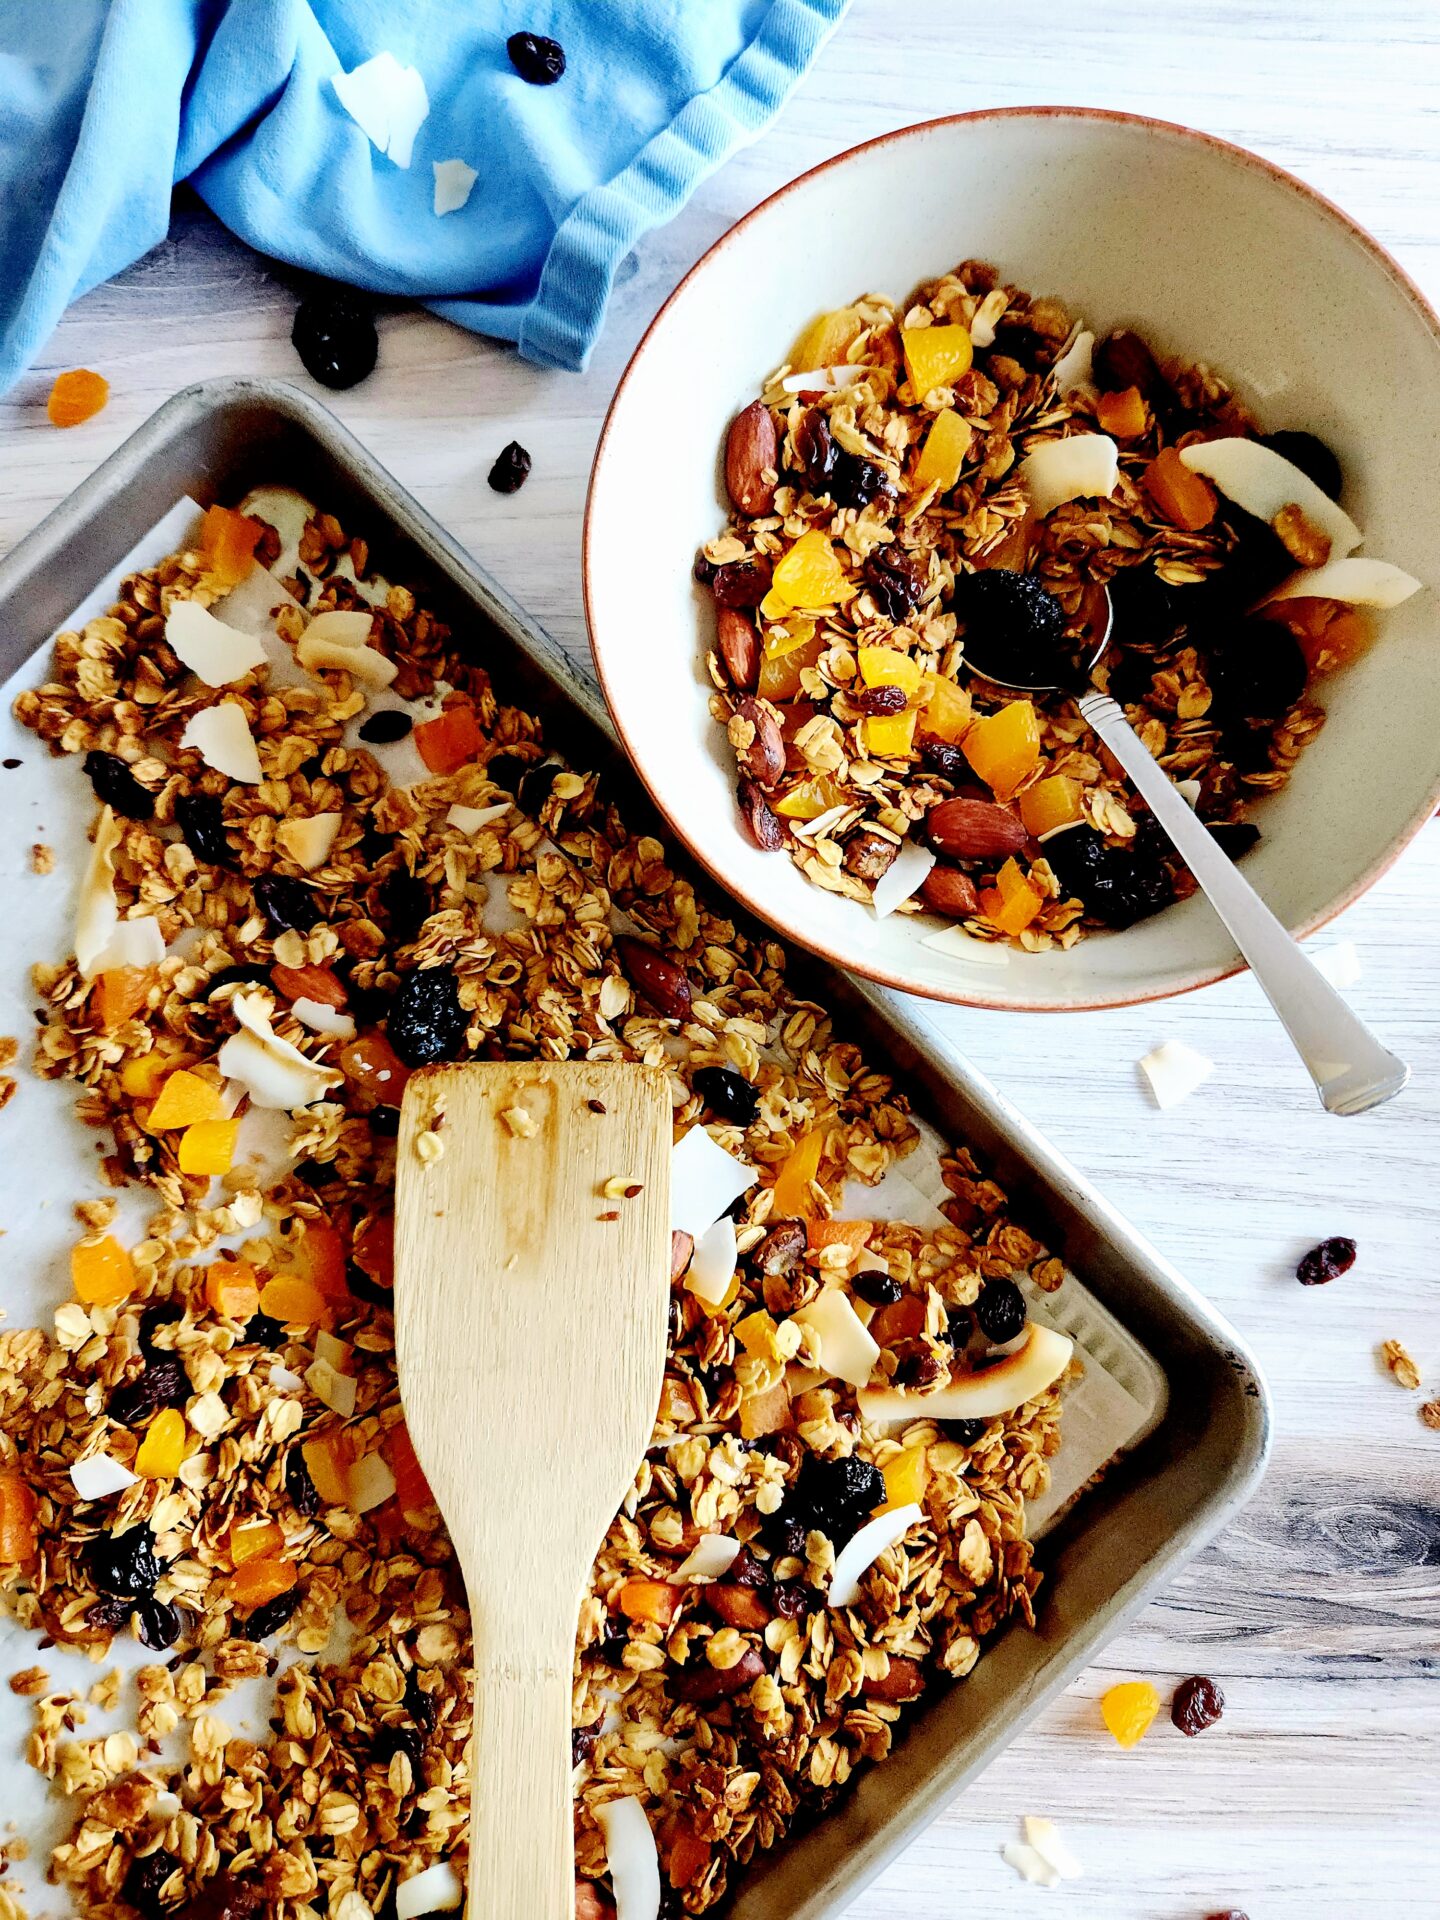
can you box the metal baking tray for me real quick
[0,379,1270,1915]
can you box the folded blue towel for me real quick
[0,0,849,392]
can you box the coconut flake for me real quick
[1263,556,1421,609]
[433,157,478,216]
[1178,439,1362,557]
[276,813,341,872]
[871,839,935,918]
[919,925,1011,966]
[384,62,429,169]
[675,1535,743,1584]
[394,1861,463,1920]
[1138,1038,1214,1109]
[685,1212,737,1307]
[305,1358,357,1418]
[165,599,268,687]
[349,1450,397,1515]
[780,364,868,394]
[596,1795,661,1920]
[1002,1841,1061,1889]
[75,806,122,980]
[331,52,429,169]
[1019,434,1119,516]
[670,1126,757,1239]
[1023,1816,1084,1880]
[270,1366,305,1392]
[791,804,853,842]
[789,1288,880,1388]
[1310,940,1362,989]
[217,992,342,1110]
[181,702,263,783]
[69,1454,138,1500]
[446,801,511,834]
[1051,327,1095,395]
[859,1322,1074,1425]
[314,1330,353,1371]
[303,609,374,648]
[292,996,357,1039]
[297,610,397,688]
[150,1789,182,1820]
[1174,778,1202,808]
[828,1503,923,1607]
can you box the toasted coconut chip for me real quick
[305,1358,357,1418]
[1138,1038,1214,1109]
[828,1503,923,1606]
[596,1794,661,1920]
[348,1450,397,1516]
[1050,326,1095,395]
[789,1287,880,1388]
[780,365,868,394]
[1263,556,1421,608]
[859,1322,1073,1425]
[181,702,264,783]
[1179,438,1362,557]
[165,598,269,687]
[292,996,356,1039]
[74,805,122,980]
[1019,433,1119,515]
[433,157,478,216]
[394,1861,463,1920]
[670,1125,757,1240]
[216,991,342,1110]
[1002,1840,1061,1889]
[276,812,341,872]
[447,801,511,834]
[70,1454,139,1500]
[685,1212,737,1307]
[871,839,935,918]
[674,1534,742,1583]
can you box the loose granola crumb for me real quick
[29,844,53,876]
[500,1105,539,1139]
[1419,1400,1440,1431]
[7,1667,49,1698]
[1380,1338,1421,1390]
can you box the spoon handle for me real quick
[1076,691,1408,1115]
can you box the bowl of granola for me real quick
[585,109,1440,1009]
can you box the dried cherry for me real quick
[1171,1673,1225,1735]
[121,1846,183,1918]
[253,873,316,932]
[175,791,231,864]
[86,1527,163,1600]
[506,30,566,83]
[387,965,469,1067]
[109,1356,188,1425]
[692,1066,759,1126]
[236,1584,304,1642]
[292,292,377,391]
[975,1278,1027,1345]
[1296,1236,1357,1286]
[358,710,413,744]
[84,750,154,820]
[487,440,532,493]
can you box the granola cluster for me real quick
[2,501,1071,1917]
[701,260,1331,949]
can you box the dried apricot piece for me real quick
[383,1422,435,1514]
[902,325,973,396]
[1019,774,1082,839]
[617,1578,681,1626]
[962,700,1041,800]
[230,1519,284,1565]
[864,709,917,759]
[119,1044,187,1100]
[770,1129,824,1219]
[1101,1679,1161,1748]
[856,647,922,698]
[979,858,1043,936]
[880,1446,928,1511]
[226,1553,296,1608]
[771,773,845,821]
[756,634,823,703]
[302,1431,355,1506]
[352,1213,395,1290]
[93,966,154,1030]
[135,1408,187,1479]
[204,1258,260,1321]
[178,1118,239,1176]
[1143,447,1216,531]
[282,1219,348,1299]
[919,673,973,744]
[790,306,861,371]
[72,1234,136,1306]
[913,409,973,492]
[47,368,109,428]
[413,702,484,775]
[258,1274,334,1329]
[147,1069,223,1130]
[199,505,263,589]
[0,1470,38,1563]
[1095,385,1148,440]
[770,531,854,611]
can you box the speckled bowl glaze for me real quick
[584,108,1440,1010]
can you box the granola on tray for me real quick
[1,497,1075,1918]
[700,260,1419,950]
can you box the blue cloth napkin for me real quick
[0,0,849,391]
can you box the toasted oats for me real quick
[1381,1338,1421,1390]
[1419,1400,1440,1431]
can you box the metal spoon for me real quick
[965,588,1409,1115]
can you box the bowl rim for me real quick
[583,104,1440,1012]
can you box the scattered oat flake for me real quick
[500,1104,539,1139]
[1138,1038,1214,1108]
[1381,1338,1421,1390]
[433,157,478,215]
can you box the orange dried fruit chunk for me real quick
[283,1219,348,1299]
[667,1828,711,1891]
[920,673,973,745]
[738,1378,790,1439]
[178,1118,239,1176]
[902,325,973,396]
[199,505,263,588]
[979,857,1043,936]
[762,617,817,660]
[864,708,917,759]
[913,408,973,492]
[227,1553,297,1609]
[617,1578,681,1627]
[1263,596,1374,676]
[856,646,922,696]
[770,1128,824,1220]
[302,1431,355,1507]
[869,1293,926,1346]
[258,1274,334,1329]
[1101,1680,1161,1748]
[47,368,109,428]
[881,1445,928,1512]
[353,1213,395,1290]
[341,1032,412,1107]
[414,702,484,775]
[205,1258,260,1322]
[1143,447,1216,531]
[770,531,853,611]
[962,699,1041,800]
[119,1046,185,1099]
[1095,385,1148,440]
[148,1069,223,1130]
[757,633,823,702]
[0,1470,38,1564]
[806,1218,871,1254]
[1019,774,1083,839]
[72,1234,136,1306]
[771,772,845,822]
[270,962,348,1008]
[93,966,154,1030]
[790,306,861,372]
[384,1422,436,1515]
[230,1519,284,1565]
[659,1376,695,1424]
[135,1408,187,1479]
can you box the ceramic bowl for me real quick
[584,108,1440,1010]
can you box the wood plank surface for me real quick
[1,2,1436,1913]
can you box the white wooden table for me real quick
[2,2,1436,1913]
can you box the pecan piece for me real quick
[925,796,1030,860]
[843,828,899,882]
[715,608,759,691]
[728,697,785,787]
[725,401,778,517]
[754,1219,806,1275]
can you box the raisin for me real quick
[892,1341,944,1389]
[944,1304,972,1347]
[83,749,154,820]
[769,1579,809,1619]
[974,1277,1027,1345]
[137,1301,184,1356]
[1207,821,1260,860]
[952,568,1067,685]
[285,1447,321,1518]
[387,965,469,1067]
[763,1514,810,1561]
[918,732,968,780]
[943,1418,987,1445]
[864,547,925,623]
[404,1668,439,1731]
[506,30,566,83]
[204,963,272,998]
[857,684,908,716]
[368,1106,401,1137]
[1108,560,1188,648]
[1296,1235,1357,1286]
[599,1630,629,1666]
[487,440,533,494]
[517,762,562,815]
[175,791,231,864]
[1093,328,1166,400]
[571,1718,602,1767]
[379,870,431,943]
[371,1720,426,1776]
[253,873,316,932]
[87,1596,136,1634]
[1203,1912,1250,1920]
[483,751,527,792]
[87,1527,163,1600]
[1259,429,1342,501]
[727,1546,768,1589]
[1171,1673,1225,1735]
[852,1265,902,1307]
[134,1598,182,1650]
[1105,649,1160,707]
[292,292,378,391]
[1205,617,1307,722]
[692,1065,759,1126]
[236,1585,304,1641]
[109,1356,188,1425]
[121,1846,183,1918]
[710,561,771,609]
[358,709,413,744]
[793,409,837,490]
[178,1872,263,1920]
[246,1313,285,1348]
[785,1454,884,1547]
[828,449,891,510]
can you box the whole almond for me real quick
[725,401,778,517]
[674,1646,765,1704]
[863,1655,926,1702]
[737,776,786,851]
[729,696,784,787]
[615,937,692,1021]
[716,608,759,690]
[925,797,1030,860]
[919,865,980,918]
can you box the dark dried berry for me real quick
[857,683,908,716]
[829,449,892,510]
[1046,826,1175,930]
[358,709,413,744]
[599,1630,629,1666]
[852,1265,902,1308]
[372,1719,426,1776]
[1205,617,1307,722]
[769,1579,809,1619]
[944,1304,972,1347]
[763,1514,810,1561]
[379,869,431,943]
[727,1545,768,1589]
[483,751,527,792]
[134,1597,182,1650]
[710,561,771,609]
[571,1718,602,1767]
[952,568,1067,686]
[892,1341,944,1389]
[975,1277,1027,1345]
[137,1300,184,1356]
[943,1417,987,1445]
[404,1668,439,1730]
[864,546,926,623]
[109,1356,188,1425]
[368,1104,401,1137]
[1207,821,1260,860]
[1190,510,1294,623]
[1259,429,1342,501]
[1171,1673,1225,1735]
[178,1871,263,1920]
[918,732,967,780]
[122,1845,183,1918]
[692,1066,759,1125]
[1108,560,1189,648]
[1105,649,1160,707]
[506,29,566,83]
[387,965,469,1067]
[1093,328,1166,399]
[246,1313,285,1348]
[488,440,533,493]
[292,292,377,391]
[253,873,316,933]
[786,1454,884,1547]
[285,1447,321,1518]
[236,1584,304,1641]
[84,749,154,819]
[793,409,837,491]
[1296,1235,1357,1286]
[87,1595,136,1633]
[517,762,562,815]
[1202,1911,1250,1920]
[175,791,231,864]
[87,1527,163,1600]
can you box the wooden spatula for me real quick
[394,1061,672,1920]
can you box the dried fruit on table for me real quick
[341,1031,412,1106]
[1101,1679,1161,1748]
[47,368,110,427]
[93,965,154,1030]
[292,292,378,390]
[413,702,484,775]
[864,708,917,758]
[962,699,1041,799]
[178,1117,239,1176]
[880,1445,928,1511]
[506,29,566,82]
[135,1408,188,1479]
[72,1233,136,1306]
[200,504,264,588]
[487,440,532,494]
[0,1470,37,1563]
[302,1431,355,1506]
[1295,1236,1356,1286]
[901,324,973,396]
[770,1129,824,1219]
[1095,385,1148,440]
[1143,446,1217,531]
[271,961,348,1008]
[227,1553,297,1608]
[205,1257,260,1321]
[147,1068,224,1130]
[1019,774,1082,839]
[769,530,853,610]
[617,1578,681,1626]
[979,858,1043,936]
[231,1519,285,1566]
[1171,1674,1225,1735]
[912,408,973,492]
[385,1422,436,1513]
[919,672,973,744]
[259,1274,334,1328]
